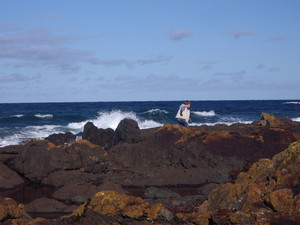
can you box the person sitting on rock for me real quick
[175,100,192,127]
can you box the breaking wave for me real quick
[67,110,162,131]
[34,114,54,118]
[193,110,216,117]
[284,101,300,105]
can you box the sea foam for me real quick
[292,117,300,122]
[34,114,54,118]
[284,101,300,105]
[141,109,169,114]
[68,110,162,131]
[192,110,216,117]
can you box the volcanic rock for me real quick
[0,197,31,223]
[11,139,108,185]
[177,141,300,224]
[25,197,76,214]
[0,162,24,189]
[115,118,142,144]
[45,131,76,145]
[82,122,118,149]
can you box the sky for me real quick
[0,0,300,103]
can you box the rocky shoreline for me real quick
[1,113,300,224]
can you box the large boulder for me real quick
[115,118,142,144]
[0,198,31,222]
[177,141,300,224]
[82,122,118,149]
[25,197,76,214]
[0,163,24,189]
[45,132,76,145]
[11,139,108,184]
[258,112,295,127]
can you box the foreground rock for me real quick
[82,118,142,149]
[10,139,108,186]
[1,114,300,224]
[0,163,24,189]
[176,141,300,224]
[1,141,300,224]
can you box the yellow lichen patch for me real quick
[122,204,145,218]
[46,141,57,151]
[89,191,161,220]
[0,202,31,222]
[202,131,232,144]
[73,139,101,149]
[175,129,202,145]
[267,189,294,214]
[145,203,163,221]
[176,211,212,225]
[156,124,203,145]
[69,202,87,217]
[280,142,300,167]
[91,191,143,216]
[23,138,40,145]
[89,156,99,161]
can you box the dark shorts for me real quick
[177,118,188,127]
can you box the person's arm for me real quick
[179,105,187,116]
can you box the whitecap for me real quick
[0,124,64,147]
[284,101,300,105]
[190,120,253,127]
[68,110,162,131]
[292,117,300,122]
[192,110,216,117]
[12,114,24,118]
[34,114,54,118]
[141,109,169,114]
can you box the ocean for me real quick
[1,100,300,147]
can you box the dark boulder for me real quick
[0,163,24,189]
[45,132,76,145]
[115,118,142,144]
[11,139,109,184]
[82,122,118,149]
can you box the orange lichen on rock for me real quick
[0,198,31,222]
[156,124,202,145]
[265,188,294,214]
[72,139,101,149]
[85,191,163,221]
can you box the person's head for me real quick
[185,100,191,108]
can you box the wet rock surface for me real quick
[0,114,300,224]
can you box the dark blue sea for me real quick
[1,100,300,147]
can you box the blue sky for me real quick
[0,0,299,103]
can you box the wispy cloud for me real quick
[213,70,246,81]
[229,29,254,39]
[256,64,265,69]
[169,29,193,40]
[268,67,281,72]
[266,36,287,41]
[37,13,59,21]
[136,56,172,65]
[0,23,22,31]
[196,60,218,70]
[256,64,281,72]
[0,26,172,74]
[0,73,41,83]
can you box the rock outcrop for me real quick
[176,141,300,224]
[45,131,76,145]
[11,139,108,186]
[1,141,299,224]
[1,114,300,224]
